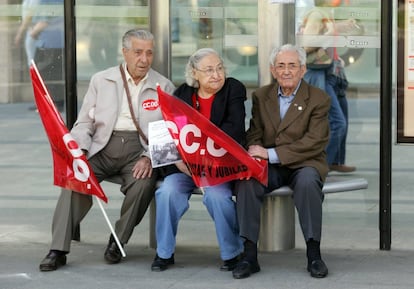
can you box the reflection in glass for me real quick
[170,0,258,87]
[76,1,149,80]
[32,0,65,112]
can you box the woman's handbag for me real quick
[306,47,333,70]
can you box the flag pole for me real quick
[95,196,126,257]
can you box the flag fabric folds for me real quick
[30,61,108,203]
[157,86,268,188]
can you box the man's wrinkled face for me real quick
[270,50,306,95]
[122,38,154,83]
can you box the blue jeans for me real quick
[155,173,243,261]
[335,94,348,164]
[304,69,347,165]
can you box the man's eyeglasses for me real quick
[274,63,301,72]
[196,65,225,76]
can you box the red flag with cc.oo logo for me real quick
[157,85,268,188]
[30,61,108,202]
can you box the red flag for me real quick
[30,61,108,203]
[157,86,268,187]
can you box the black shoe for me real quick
[307,259,328,278]
[232,260,261,279]
[39,250,67,272]
[151,254,175,272]
[104,237,123,264]
[220,255,240,271]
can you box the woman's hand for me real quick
[175,161,191,176]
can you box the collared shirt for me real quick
[267,81,302,164]
[114,64,148,131]
[278,92,295,120]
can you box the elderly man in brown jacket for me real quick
[232,44,331,280]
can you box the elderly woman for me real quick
[151,48,246,272]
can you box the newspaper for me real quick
[148,120,181,168]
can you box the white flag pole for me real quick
[95,196,126,257]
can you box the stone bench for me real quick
[104,175,368,253]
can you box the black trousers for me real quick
[235,165,324,243]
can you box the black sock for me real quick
[306,239,321,264]
[243,239,258,262]
[108,234,123,247]
[50,249,67,256]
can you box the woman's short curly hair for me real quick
[184,48,225,88]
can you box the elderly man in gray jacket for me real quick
[39,29,175,271]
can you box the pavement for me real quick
[1,100,414,289]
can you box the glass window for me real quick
[296,0,383,250]
[75,1,149,81]
[3,0,65,108]
[2,0,414,254]
[171,0,258,87]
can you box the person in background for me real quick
[30,0,65,112]
[38,29,175,272]
[14,0,40,67]
[301,0,358,173]
[232,44,330,279]
[86,0,120,70]
[151,48,245,272]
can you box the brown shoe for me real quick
[329,164,356,173]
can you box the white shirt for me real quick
[113,65,148,131]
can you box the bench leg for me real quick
[259,195,295,252]
[149,199,156,249]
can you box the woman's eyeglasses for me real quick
[196,65,225,76]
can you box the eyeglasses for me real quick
[274,63,301,72]
[196,65,225,76]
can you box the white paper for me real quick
[148,120,181,168]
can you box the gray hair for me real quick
[122,29,154,49]
[269,44,307,66]
[185,48,225,87]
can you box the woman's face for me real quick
[193,54,225,95]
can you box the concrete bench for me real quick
[104,175,368,252]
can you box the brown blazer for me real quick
[246,80,331,181]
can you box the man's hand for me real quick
[248,145,268,160]
[132,156,153,179]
